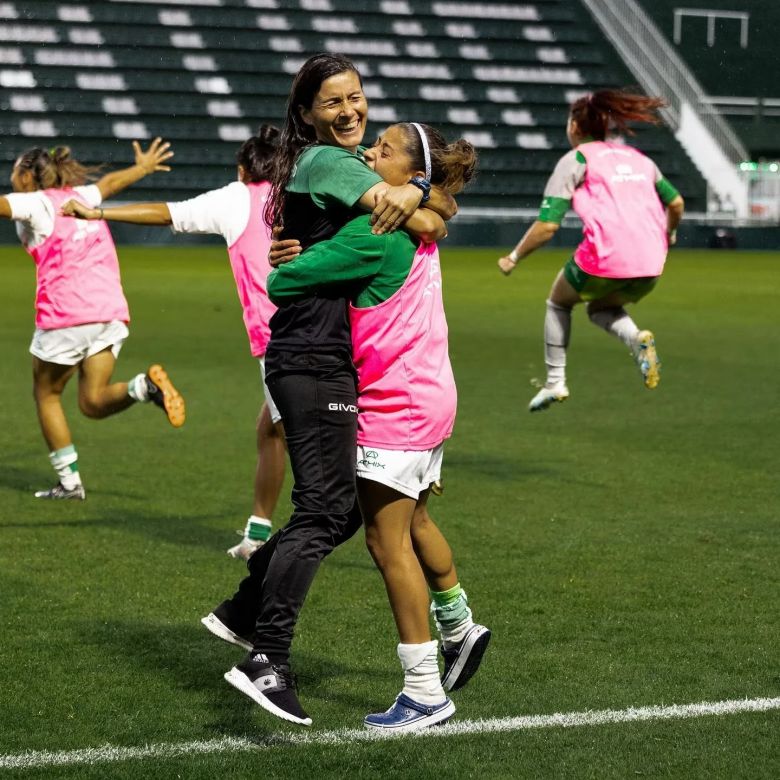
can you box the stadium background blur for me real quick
[2,0,779,248]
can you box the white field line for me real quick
[1,696,778,771]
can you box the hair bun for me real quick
[256,124,281,145]
[49,145,71,163]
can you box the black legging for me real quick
[237,351,363,664]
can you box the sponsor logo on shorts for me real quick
[358,449,385,469]
[327,402,358,413]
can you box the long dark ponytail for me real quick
[263,53,363,228]
[569,88,667,140]
[236,124,280,182]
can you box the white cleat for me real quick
[634,330,661,389]
[528,382,570,412]
[34,482,86,500]
[227,537,265,561]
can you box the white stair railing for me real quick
[581,0,749,215]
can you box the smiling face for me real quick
[363,125,424,185]
[298,70,368,153]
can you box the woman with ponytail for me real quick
[498,89,685,411]
[0,139,183,500]
[259,122,490,732]
[64,126,286,561]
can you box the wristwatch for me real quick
[408,175,431,204]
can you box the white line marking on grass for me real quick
[1,696,778,770]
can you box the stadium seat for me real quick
[2,0,706,209]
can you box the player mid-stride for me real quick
[0,140,184,500]
[498,89,684,411]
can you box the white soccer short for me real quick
[29,320,129,366]
[356,443,444,499]
[258,357,282,424]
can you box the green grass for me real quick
[0,245,777,779]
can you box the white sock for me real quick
[588,306,640,349]
[127,373,150,402]
[544,299,571,386]
[397,641,445,705]
[49,445,82,490]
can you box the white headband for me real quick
[410,122,431,180]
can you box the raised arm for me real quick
[94,138,173,200]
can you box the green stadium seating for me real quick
[0,0,706,209]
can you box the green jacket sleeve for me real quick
[267,216,390,303]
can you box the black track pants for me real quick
[247,352,361,664]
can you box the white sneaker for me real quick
[227,537,265,561]
[34,482,86,500]
[634,330,661,389]
[528,382,569,412]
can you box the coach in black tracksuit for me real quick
[216,54,431,726]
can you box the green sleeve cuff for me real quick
[656,177,680,205]
[538,196,570,224]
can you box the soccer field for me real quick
[0,245,777,779]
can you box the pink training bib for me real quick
[226,181,276,357]
[27,187,129,329]
[350,242,456,450]
[572,141,668,279]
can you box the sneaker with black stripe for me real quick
[224,653,311,726]
[441,624,491,692]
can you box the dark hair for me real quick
[396,123,477,195]
[236,124,280,182]
[14,146,99,190]
[264,52,363,227]
[569,88,667,140]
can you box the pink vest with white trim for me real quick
[27,188,129,330]
[226,181,276,357]
[349,242,456,450]
[572,142,668,279]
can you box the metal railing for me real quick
[581,0,748,164]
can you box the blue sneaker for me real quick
[364,693,455,732]
[441,624,491,692]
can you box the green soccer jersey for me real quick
[279,144,384,250]
[288,144,383,210]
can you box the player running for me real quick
[0,140,184,500]
[498,89,685,411]
[63,126,285,560]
